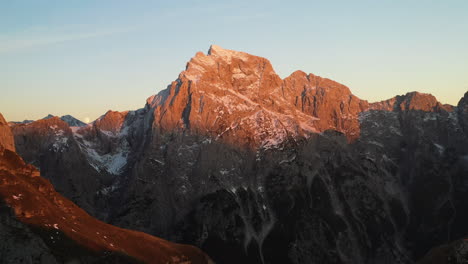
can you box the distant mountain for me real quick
[9,119,34,125]
[0,113,211,263]
[8,45,468,264]
[60,115,87,127]
[42,114,55,120]
[9,114,86,127]
[42,114,87,127]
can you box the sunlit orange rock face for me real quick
[147,45,454,147]
[0,114,211,264]
[147,45,369,146]
[280,70,369,138]
[93,110,129,134]
[0,114,15,152]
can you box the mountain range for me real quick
[0,113,211,263]
[2,45,468,263]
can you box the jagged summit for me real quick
[207,44,223,55]
[150,45,367,145]
[144,45,457,147]
[182,44,278,88]
[207,44,253,60]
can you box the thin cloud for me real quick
[0,26,135,54]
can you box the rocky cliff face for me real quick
[8,46,468,264]
[149,45,369,147]
[0,114,15,152]
[11,116,110,218]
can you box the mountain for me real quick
[9,114,86,127]
[0,113,211,263]
[8,45,468,264]
[43,114,87,127]
[60,115,87,127]
[9,119,34,125]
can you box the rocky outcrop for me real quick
[60,115,86,127]
[0,113,15,152]
[93,110,129,133]
[418,239,468,264]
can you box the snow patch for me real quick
[99,183,119,196]
[48,125,69,152]
[73,131,129,175]
[202,138,212,144]
[423,114,438,122]
[368,140,384,148]
[434,143,444,154]
[279,155,296,165]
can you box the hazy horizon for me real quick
[1,0,467,122]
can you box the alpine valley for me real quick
[3,45,468,264]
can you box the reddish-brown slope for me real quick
[11,116,73,164]
[280,70,369,138]
[0,147,211,263]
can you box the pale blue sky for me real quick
[1,0,467,122]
